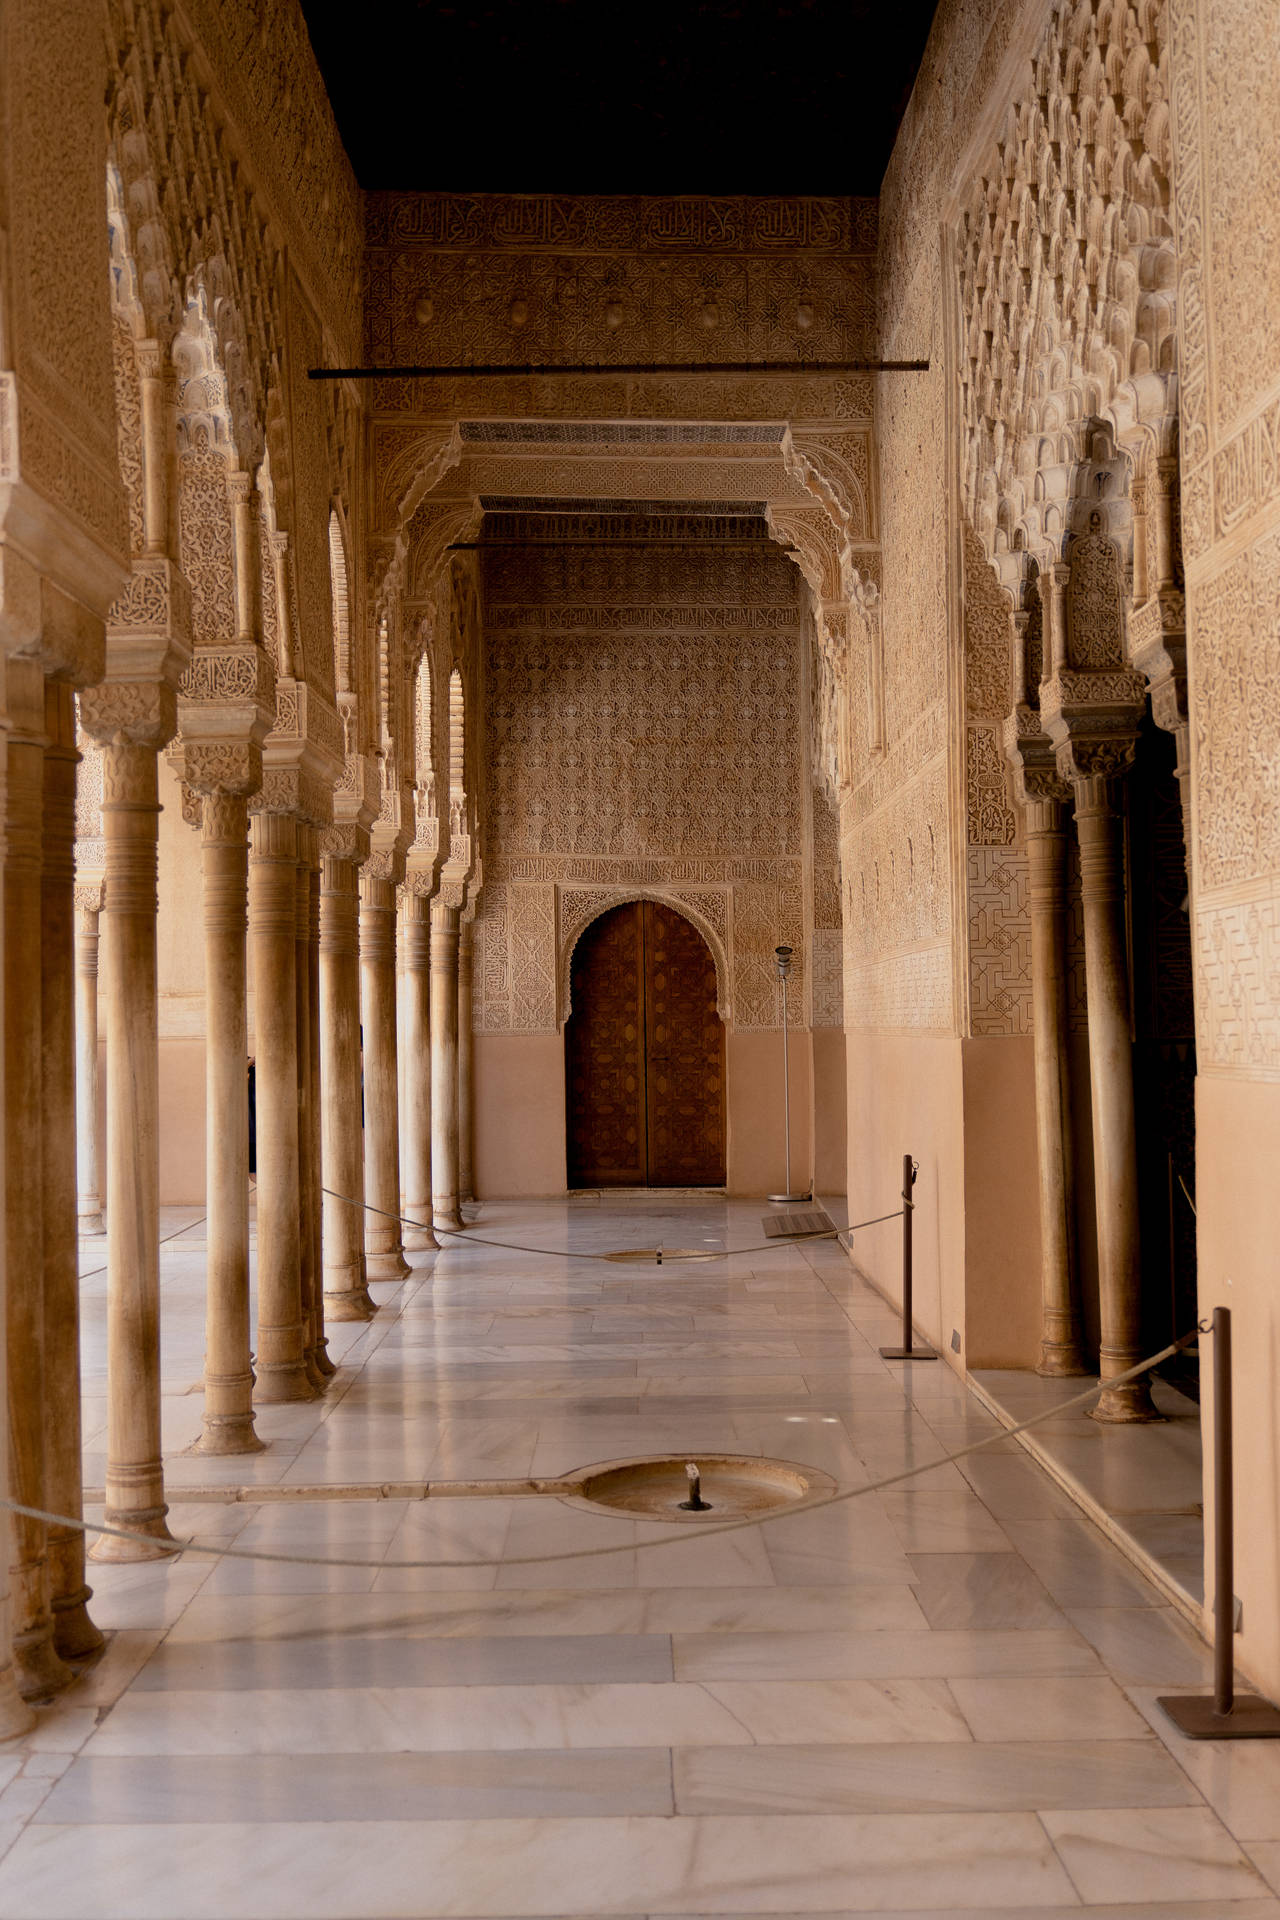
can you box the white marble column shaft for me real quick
[320,854,375,1319]
[398,894,437,1251]
[1026,798,1086,1376]
[75,905,104,1234]
[91,737,176,1560]
[430,900,463,1233]
[4,664,72,1689]
[249,811,315,1401]
[197,792,263,1452]
[296,830,327,1385]
[1074,774,1157,1422]
[42,682,103,1661]
[361,873,409,1280]
[0,671,37,1737]
[457,918,475,1205]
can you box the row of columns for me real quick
[71,822,476,1485]
[1012,501,1186,1421]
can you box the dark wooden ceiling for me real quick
[298,0,939,194]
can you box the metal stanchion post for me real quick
[879,1153,936,1361]
[1158,1305,1280,1738]
[767,944,810,1206]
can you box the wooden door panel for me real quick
[565,903,647,1186]
[643,903,726,1187]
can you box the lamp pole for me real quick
[767,944,810,1205]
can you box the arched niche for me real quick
[557,886,732,1029]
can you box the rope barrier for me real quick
[321,1187,904,1261]
[8,1325,1205,1573]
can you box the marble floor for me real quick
[0,1194,1277,1918]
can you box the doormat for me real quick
[761,1208,836,1239]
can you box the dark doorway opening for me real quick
[566,901,726,1188]
[1128,715,1198,1396]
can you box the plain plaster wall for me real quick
[811,1028,847,1198]
[474,1032,567,1197]
[960,1035,1041,1368]
[1196,1075,1280,1703]
[726,1026,812,1197]
[844,1030,965,1364]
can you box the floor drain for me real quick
[563,1452,835,1520]
[603,1248,720,1263]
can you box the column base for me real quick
[0,1671,35,1740]
[404,1224,440,1252]
[195,1412,267,1455]
[1036,1342,1090,1378]
[366,1249,411,1281]
[313,1338,338,1378]
[51,1587,106,1664]
[253,1359,319,1404]
[1089,1377,1163,1423]
[11,1627,73,1701]
[89,1507,178,1564]
[433,1205,464,1234]
[304,1352,329,1393]
[324,1281,378,1322]
[77,1208,105,1236]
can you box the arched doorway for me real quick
[566,901,726,1188]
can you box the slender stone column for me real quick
[305,841,333,1375]
[249,810,315,1401]
[0,672,38,1738]
[1025,797,1086,1376]
[75,903,104,1233]
[197,792,263,1451]
[400,892,437,1250]
[90,734,177,1559]
[430,898,463,1232]
[42,682,103,1661]
[296,829,326,1385]
[4,662,72,1688]
[457,916,476,1204]
[321,853,375,1318]
[1074,773,1156,1421]
[361,871,409,1279]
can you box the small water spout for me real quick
[678,1461,712,1511]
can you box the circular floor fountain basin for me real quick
[563,1452,835,1520]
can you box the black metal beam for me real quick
[307,359,928,380]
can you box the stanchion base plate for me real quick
[1157,1693,1280,1739]
[878,1346,938,1361]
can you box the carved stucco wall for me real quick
[1170,0,1280,1079]
[473,533,807,1033]
[963,526,1031,1036]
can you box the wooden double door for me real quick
[566,901,726,1188]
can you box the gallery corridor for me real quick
[0,1199,1272,1916]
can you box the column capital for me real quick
[104,555,192,685]
[319,821,371,866]
[263,677,344,820]
[1040,665,1145,790]
[78,680,179,755]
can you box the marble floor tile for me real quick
[672,1628,1101,1682]
[1039,1804,1269,1904]
[38,1749,675,1823]
[129,1631,674,1691]
[0,1811,1081,1916]
[1064,1604,1214,1685]
[673,1736,1198,1813]
[906,1554,1068,1630]
[878,1491,1015,1554]
[947,1673,1149,1741]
